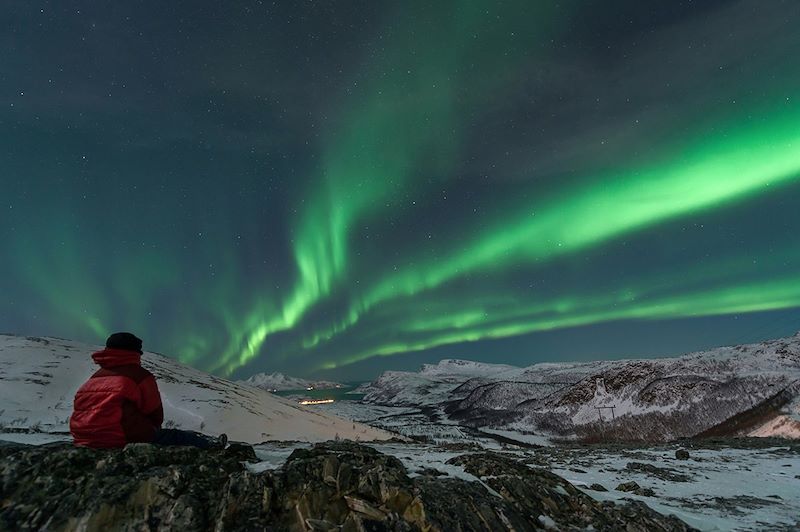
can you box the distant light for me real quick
[298,398,335,405]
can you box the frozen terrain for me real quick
[239,371,343,392]
[546,442,800,531]
[241,438,800,531]
[3,332,800,529]
[0,334,393,443]
[357,334,800,443]
[361,359,523,407]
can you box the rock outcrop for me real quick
[0,441,694,531]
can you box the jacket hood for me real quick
[92,348,142,368]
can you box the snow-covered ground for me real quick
[0,334,393,443]
[319,400,473,443]
[551,444,800,531]
[245,437,800,531]
[4,332,800,529]
[313,398,800,527]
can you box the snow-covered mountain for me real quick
[361,335,800,441]
[240,372,343,392]
[0,334,393,444]
[361,359,523,406]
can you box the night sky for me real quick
[2,1,800,380]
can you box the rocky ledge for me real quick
[0,440,693,531]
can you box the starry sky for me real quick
[2,1,800,380]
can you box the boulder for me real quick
[617,481,642,492]
[616,481,655,497]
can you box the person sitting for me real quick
[69,332,225,449]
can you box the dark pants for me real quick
[152,428,215,449]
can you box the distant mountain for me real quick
[240,372,343,392]
[360,335,800,442]
[360,359,522,406]
[0,334,392,444]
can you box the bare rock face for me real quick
[0,441,694,531]
[0,441,266,531]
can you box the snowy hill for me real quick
[419,358,519,377]
[240,372,343,392]
[362,335,800,441]
[361,359,524,406]
[507,334,800,440]
[0,334,393,444]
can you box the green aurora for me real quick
[2,1,799,378]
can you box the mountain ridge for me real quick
[239,371,343,392]
[359,333,800,442]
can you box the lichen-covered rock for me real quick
[0,441,266,531]
[0,441,694,531]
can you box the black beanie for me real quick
[106,332,143,354]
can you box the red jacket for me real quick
[69,348,164,448]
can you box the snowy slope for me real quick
[240,372,343,391]
[0,334,393,444]
[363,334,800,441]
[510,334,800,440]
[746,381,800,438]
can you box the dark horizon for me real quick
[2,1,799,380]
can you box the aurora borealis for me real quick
[2,1,800,379]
